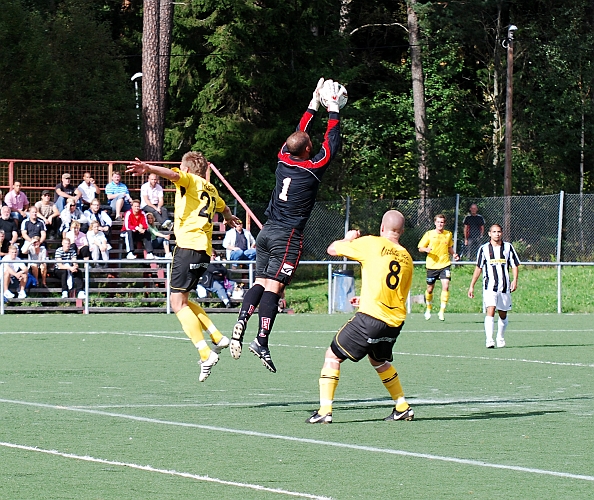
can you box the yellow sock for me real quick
[376,364,408,410]
[440,290,450,311]
[176,306,210,360]
[319,367,340,415]
[425,291,433,310]
[188,301,223,344]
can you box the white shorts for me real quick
[483,290,512,311]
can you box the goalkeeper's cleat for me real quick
[249,340,276,373]
[230,320,246,359]
[384,406,414,421]
[438,310,445,321]
[424,309,431,320]
[198,350,219,382]
[306,411,333,424]
[486,339,495,349]
[212,335,230,355]
[496,337,506,348]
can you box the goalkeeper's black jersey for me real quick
[264,108,341,231]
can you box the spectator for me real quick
[0,230,8,257]
[196,251,235,308]
[105,171,132,220]
[222,220,256,262]
[77,172,100,211]
[84,198,113,240]
[140,173,172,229]
[87,221,111,266]
[2,244,28,299]
[463,203,485,259]
[54,238,85,299]
[0,206,19,247]
[35,190,61,238]
[4,181,29,226]
[20,206,47,254]
[0,189,4,207]
[65,220,91,259]
[145,212,172,259]
[26,236,48,287]
[123,199,154,260]
[59,198,89,236]
[54,173,80,212]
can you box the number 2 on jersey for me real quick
[279,177,292,201]
[198,192,215,222]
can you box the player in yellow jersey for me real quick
[306,210,415,424]
[127,152,240,382]
[418,214,459,321]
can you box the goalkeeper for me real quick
[230,78,346,373]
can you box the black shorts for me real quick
[426,266,452,285]
[170,247,210,293]
[255,222,303,285]
[330,312,404,363]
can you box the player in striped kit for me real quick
[468,224,520,348]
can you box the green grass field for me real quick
[1,313,593,499]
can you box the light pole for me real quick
[131,72,143,131]
[503,25,517,238]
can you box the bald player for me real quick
[306,210,415,424]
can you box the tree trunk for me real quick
[142,0,160,160]
[407,0,428,202]
[158,0,173,142]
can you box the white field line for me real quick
[1,398,593,483]
[1,330,592,367]
[0,442,331,500]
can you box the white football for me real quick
[320,81,348,110]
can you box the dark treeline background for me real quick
[2,0,594,202]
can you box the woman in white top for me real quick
[86,221,111,265]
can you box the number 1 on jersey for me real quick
[279,177,292,201]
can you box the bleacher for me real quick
[2,214,251,314]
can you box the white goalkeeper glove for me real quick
[308,77,325,111]
[321,80,347,113]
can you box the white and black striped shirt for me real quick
[476,241,520,293]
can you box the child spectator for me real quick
[123,199,154,260]
[54,238,85,299]
[35,190,61,238]
[87,221,111,266]
[2,244,28,299]
[20,206,47,254]
[60,198,89,236]
[27,236,47,287]
[145,212,172,259]
[65,220,91,259]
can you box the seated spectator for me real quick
[60,198,89,236]
[77,172,100,211]
[54,172,80,212]
[0,206,19,249]
[0,230,8,257]
[2,244,28,299]
[123,199,154,260]
[145,212,172,259]
[196,251,235,308]
[84,198,113,240]
[65,220,91,259]
[35,190,61,238]
[54,238,85,299]
[26,236,47,287]
[105,171,132,220]
[140,173,172,230]
[222,220,256,261]
[4,181,29,226]
[20,206,47,254]
[87,221,111,266]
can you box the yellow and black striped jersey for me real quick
[418,229,453,269]
[171,168,226,254]
[333,236,413,327]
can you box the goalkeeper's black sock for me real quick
[255,291,281,348]
[238,284,265,323]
